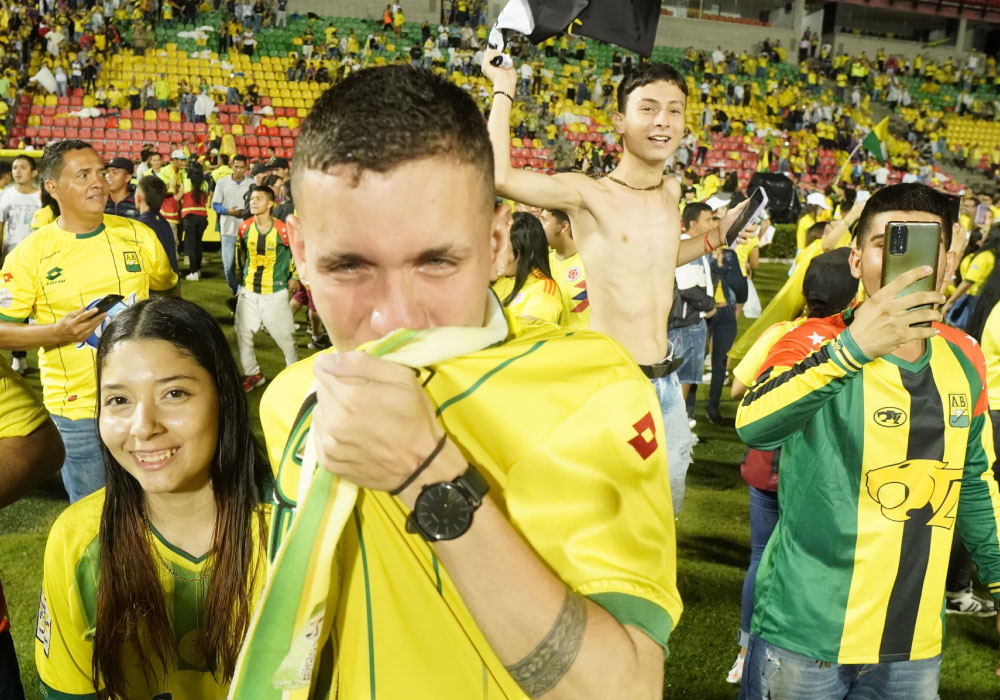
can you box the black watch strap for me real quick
[454,463,490,503]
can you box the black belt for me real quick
[640,356,682,379]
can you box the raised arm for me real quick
[482,49,585,212]
[821,197,864,252]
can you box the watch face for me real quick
[415,483,474,540]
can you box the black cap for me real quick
[106,157,135,175]
[271,157,289,169]
[251,162,272,177]
[803,248,858,311]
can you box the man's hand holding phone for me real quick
[849,266,943,360]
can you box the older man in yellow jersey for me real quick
[251,66,681,700]
[0,140,177,502]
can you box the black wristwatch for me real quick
[405,464,490,541]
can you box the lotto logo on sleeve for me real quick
[627,412,658,460]
[35,591,51,657]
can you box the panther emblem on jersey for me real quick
[866,459,962,529]
[873,407,907,427]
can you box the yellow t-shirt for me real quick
[0,216,178,419]
[735,235,760,276]
[512,271,563,325]
[36,489,271,698]
[796,212,817,250]
[0,352,48,631]
[259,311,682,698]
[964,249,996,296]
[981,301,1000,411]
[30,205,56,232]
[548,250,589,330]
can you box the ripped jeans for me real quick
[738,635,940,700]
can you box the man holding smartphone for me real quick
[0,140,177,502]
[736,183,1000,698]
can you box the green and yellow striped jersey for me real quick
[36,489,269,699]
[737,310,1000,664]
[237,217,294,294]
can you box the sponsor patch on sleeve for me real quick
[36,591,51,657]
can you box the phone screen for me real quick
[724,188,768,247]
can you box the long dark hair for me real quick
[503,212,554,305]
[92,297,269,699]
[967,265,1000,342]
[186,161,208,205]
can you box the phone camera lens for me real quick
[889,225,907,255]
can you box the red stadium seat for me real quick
[282,137,294,148]
[247,146,261,158]
[93,118,106,129]
[37,126,52,139]
[79,127,92,139]
[42,106,56,116]
[267,126,279,136]
[182,122,194,132]
[30,105,43,115]
[24,126,37,138]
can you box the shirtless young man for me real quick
[484,50,746,512]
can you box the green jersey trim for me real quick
[586,592,673,653]
[0,311,26,323]
[147,520,212,564]
[74,223,106,240]
[38,681,97,699]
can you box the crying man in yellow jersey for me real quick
[253,65,683,700]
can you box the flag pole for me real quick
[834,141,864,186]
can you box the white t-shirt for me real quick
[0,187,41,261]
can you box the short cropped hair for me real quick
[39,139,97,184]
[682,201,712,230]
[291,65,493,200]
[252,184,275,201]
[617,62,688,113]
[137,175,166,211]
[853,183,955,250]
[12,154,36,171]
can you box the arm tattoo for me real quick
[505,588,588,697]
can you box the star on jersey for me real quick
[808,332,826,347]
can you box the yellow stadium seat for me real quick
[119,119,131,130]
[231,123,244,135]
[83,96,96,108]
[168,111,181,123]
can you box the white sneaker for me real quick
[726,652,745,684]
[185,271,200,281]
[11,356,27,375]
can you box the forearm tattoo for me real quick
[505,588,588,696]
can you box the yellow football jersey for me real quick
[36,489,270,698]
[548,250,590,330]
[259,310,682,698]
[981,301,1000,411]
[0,352,49,633]
[492,271,563,325]
[0,215,178,419]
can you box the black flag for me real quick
[495,0,662,57]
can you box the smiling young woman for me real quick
[34,297,272,700]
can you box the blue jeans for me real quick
[739,635,941,700]
[739,486,779,647]
[51,416,104,503]
[650,372,697,513]
[221,234,238,293]
[0,630,24,700]
[668,320,707,386]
